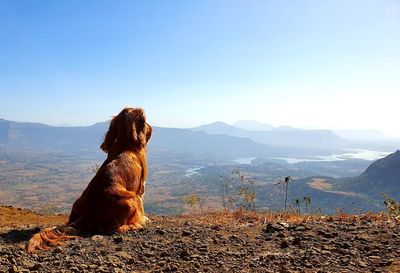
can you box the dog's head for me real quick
[100,107,152,153]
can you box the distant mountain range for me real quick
[333,129,389,141]
[0,118,398,160]
[193,121,347,148]
[233,120,393,141]
[0,119,267,158]
[1,118,399,214]
[1,118,313,159]
[234,120,298,132]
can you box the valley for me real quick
[0,119,399,216]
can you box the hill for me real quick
[0,118,398,215]
[194,121,347,148]
[0,206,399,272]
[333,150,400,200]
[0,119,106,152]
[0,118,347,162]
[287,151,400,212]
[334,129,389,141]
[0,119,271,158]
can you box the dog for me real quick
[27,107,152,253]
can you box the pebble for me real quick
[0,214,399,273]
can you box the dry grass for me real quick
[1,205,398,230]
[0,206,67,228]
[170,209,400,227]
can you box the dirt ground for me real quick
[0,206,399,273]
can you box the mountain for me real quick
[362,150,400,182]
[271,125,299,131]
[193,121,347,148]
[0,119,276,159]
[333,150,400,200]
[194,121,246,136]
[234,120,273,131]
[334,129,388,140]
[149,127,270,158]
[0,119,107,152]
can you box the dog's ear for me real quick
[101,108,149,152]
[145,123,152,144]
[129,108,148,147]
[100,115,119,153]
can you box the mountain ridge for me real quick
[193,121,347,148]
[328,150,400,200]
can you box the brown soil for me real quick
[0,206,399,273]
[308,178,333,191]
[308,178,360,197]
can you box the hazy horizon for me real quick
[1,116,397,140]
[1,1,399,136]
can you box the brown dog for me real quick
[27,107,152,252]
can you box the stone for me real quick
[113,236,123,244]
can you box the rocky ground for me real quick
[0,206,399,273]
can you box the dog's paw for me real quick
[144,216,151,223]
[117,224,143,233]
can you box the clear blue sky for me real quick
[1,1,399,136]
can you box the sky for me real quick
[0,1,399,136]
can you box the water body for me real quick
[184,167,204,177]
[275,149,391,164]
[232,157,257,164]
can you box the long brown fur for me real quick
[27,107,152,253]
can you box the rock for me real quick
[0,212,399,273]
[368,256,381,260]
[54,246,63,253]
[117,251,132,260]
[9,265,18,273]
[322,245,335,251]
[91,235,104,241]
[156,228,165,235]
[280,240,289,248]
[264,223,284,233]
[199,245,208,253]
[278,222,289,228]
[144,251,155,257]
[276,232,285,238]
[180,249,191,259]
[160,251,169,258]
[291,237,302,246]
[29,263,43,270]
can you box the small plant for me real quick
[219,174,235,210]
[184,194,200,212]
[219,170,256,211]
[233,169,256,211]
[303,196,311,214]
[238,187,256,211]
[382,193,400,216]
[276,176,294,212]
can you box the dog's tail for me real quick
[27,225,78,253]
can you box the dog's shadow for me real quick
[0,227,41,244]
